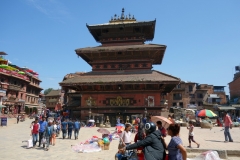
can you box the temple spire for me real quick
[121,8,125,19]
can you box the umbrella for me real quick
[116,123,125,127]
[18,71,25,74]
[97,128,110,135]
[116,126,124,132]
[151,116,173,129]
[197,109,217,118]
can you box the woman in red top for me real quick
[134,123,146,160]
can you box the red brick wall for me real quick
[229,77,240,98]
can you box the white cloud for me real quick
[26,0,72,22]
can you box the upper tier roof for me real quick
[86,8,156,43]
[75,44,166,65]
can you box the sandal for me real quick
[197,144,200,148]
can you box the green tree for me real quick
[44,88,53,95]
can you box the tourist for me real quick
[56,121,61,137]
[120,122,166,160]
[31,117,40,148]
[142,116,147,125]
[44,120,54,151]
[157,121,167,138]
[187,121,200,148]
[17,115,20,124]
[163,124,187,160]
[134,123,146,160]
[117,117,120,124]
[121,123,132,147]
[73,119,81,140]
[38,116,47,148]
[67,119,74,139]
[51,121,57,146]
[223,111,233,142]
[61,119,68,139]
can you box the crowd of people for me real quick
[116,111,234,160]
[29,116,81,151]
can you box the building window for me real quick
[134,63,139,67]
[173,93,182,100]
[198,102,203,106]
[179,102,183,107]
[172,102,177,106]
[189,94,195,98]
[1,78,4,82]
[103,64,108,68]
[197,93,203,98]
[176,84,181,89]
[95,65,100,69]
[189,85,193,92]
[111,64,115,68]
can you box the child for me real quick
[187,121,200,148]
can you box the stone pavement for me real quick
[0,118,240,160]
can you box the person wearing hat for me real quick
[119,122,166,160]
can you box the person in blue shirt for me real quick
[73,119,81,140]
[67,119,74,139]
[61,119,68,139]
[44,121,54,151]
[38,116,47,148]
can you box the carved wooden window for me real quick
[126,85,133,90]
[142,63,147,67]
[100,86,104,90]
[146,84,154,90]
[105,85,111,90]
[134,63,139,67]
[87,86,93,90]
[111,64,116,68]
[135,84,140,90]
[95,65,100,69]
[103,64,108,69]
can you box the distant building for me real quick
[229,65,240,101]
[168,81,227,108]
[45,89,64,111]
[0,52,42,114]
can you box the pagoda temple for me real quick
[60,9,180,124]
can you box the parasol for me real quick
[151,116,173,129]
[97,128,110,135]
[116,126,124,132]
[18,71,25,74]
[116,123,125,127]
[197,109,217,118]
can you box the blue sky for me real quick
[1,0,240,95]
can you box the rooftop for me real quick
[60,70,180,85]
[45,89,61,97]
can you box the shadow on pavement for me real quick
[205,140,240,143]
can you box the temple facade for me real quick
[60,9,180,125]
